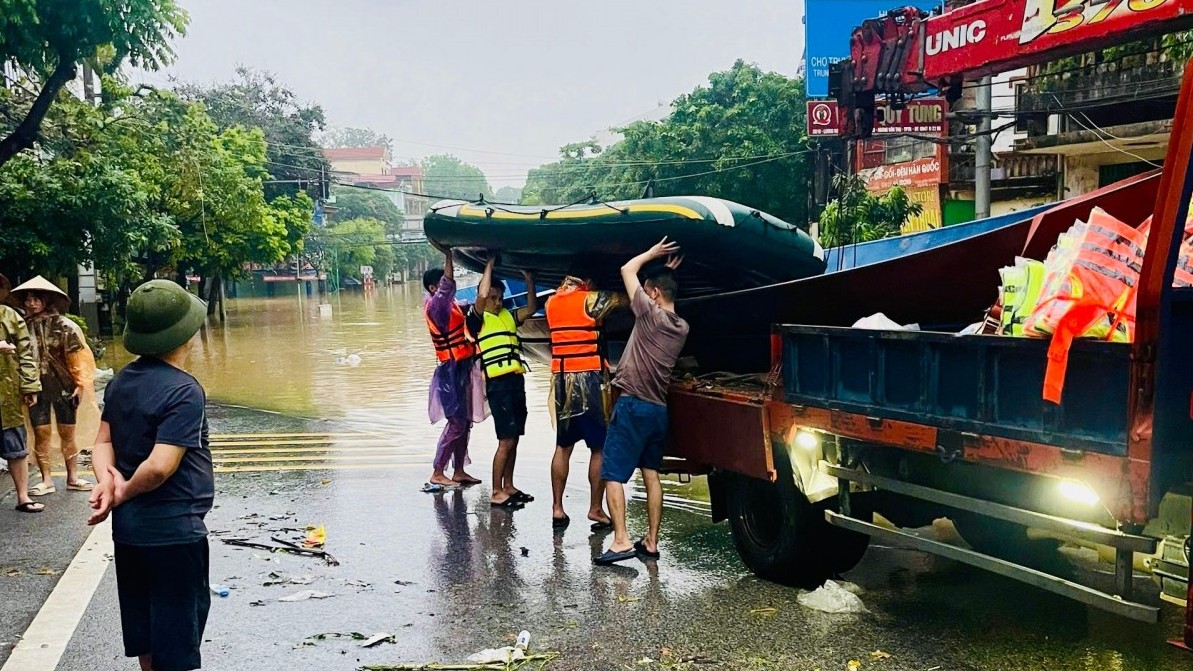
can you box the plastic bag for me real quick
[467,647,526,664]
[796,579,867,614]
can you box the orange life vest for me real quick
[425,302,476,363]
[546,287,603,373]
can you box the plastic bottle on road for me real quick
[210,584,230,598]
[515,630,530,651]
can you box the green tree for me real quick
[321,126,392,151]
[817,174,922,248]
[176,67,328,201]
[422,154,493,201]
[330,185,403,231]
[523,61,812,225]
[494,185,523,204]
[0,0,187,166]
[318,217,391,282]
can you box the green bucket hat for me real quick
[123,280,208,356]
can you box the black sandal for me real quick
[511,490,535,503]
[552,515,571,529]
[634,539,660,559]
[492,498,525,510]
[590,520,613,532]
[15,501,44,513]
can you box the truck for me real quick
[666,0,1193,650]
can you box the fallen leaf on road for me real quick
[35,568,59,576]
[249,600,266,607]
[303,525,326,548]
[750,607,778,617]
[617,595,639,603]
[869,650,891,660]
[660,646,673,657]
[278,590,334,602]
[320,480,331,486]
[847,660,862,671]
[393,580,415,586]
[3,568,20,577]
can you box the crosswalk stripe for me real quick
[209,438,399,447]
[210,446,428,456]
[213,454,428,464]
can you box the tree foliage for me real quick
[330,185,404,231]
[0,0,187,167]
[321,126,392,152]
[494,185,523,204]
[422,153,493,201]
[176,67,328,201]
[0,79,310,296]
[817,174,922,248]
[523,60,812,226]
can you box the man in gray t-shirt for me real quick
[595,238,689,566]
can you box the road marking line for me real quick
[1,520,113,671]
[212,454,427,464]
[210,432,377,439]
[213,462,427,473]
[211,446,430,456]
[209,438,399,447]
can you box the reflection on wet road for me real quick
[48,289,1191,670]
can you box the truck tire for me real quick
[951,512,1071,576]
[725,468,828,588]
[812,496,872,576]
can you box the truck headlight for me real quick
[1057,479,1100,506]
[795,430,819,451]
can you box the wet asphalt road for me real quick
[2,404,1189,671]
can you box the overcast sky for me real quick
[148,0,805,188]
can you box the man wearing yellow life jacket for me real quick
[465,255,537,509]
[424,247,487,489]
[546,265,627,530]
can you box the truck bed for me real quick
[778,325,1131,456]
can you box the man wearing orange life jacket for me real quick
[546,265,627,530]
[424,246,487,489]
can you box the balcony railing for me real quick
[949,153,1059,184]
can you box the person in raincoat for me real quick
[0,274,44,512]
[422,246,487,488]
[11,276,96,496]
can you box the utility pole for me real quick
[975,75,993,220]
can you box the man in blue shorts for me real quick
[595,238,689,565]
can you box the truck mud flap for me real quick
[825,510,1160,623]
[667,389,775,482]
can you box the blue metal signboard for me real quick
[805,0,942,98]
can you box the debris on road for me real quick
[278,590,335,602]
[210,583,230,597]
[303,524,327,548]
[299,631,368,647]
[222,537,340,566]
[869,650,891,661]
[263,572,316,586]
[797,580,867,614]
[749,607,778,617]
[361,633,396,648]
[360,657,559,671]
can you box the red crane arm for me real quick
[834,0,1193,136]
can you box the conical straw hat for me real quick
[11,275,71,312]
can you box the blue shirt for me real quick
[103,357,213,546]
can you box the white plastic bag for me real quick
[467,647,526,664]
[797,579,867,613]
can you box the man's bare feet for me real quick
[429,474,456,487]
[587,509,612,526]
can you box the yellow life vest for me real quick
[477,308,525,379]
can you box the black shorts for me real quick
[487,374,527,441]
[29,375,77,426]
[556,406,607,450]
[1,426,28,461]
[115,539,211,671]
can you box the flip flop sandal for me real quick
[491,498,525,510]
[67,479,94,492]
[28,483,55,496]
[552,515,571,529]
[420,483,449,493]
[594,548,637,565]
[590,520,613,532]
[634,539,661,559]
[15,501,45,513]
[511,491,535,503]
[453,479,482,487]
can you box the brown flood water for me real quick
[85,284,709,506]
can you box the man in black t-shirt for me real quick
[88,280,211,671]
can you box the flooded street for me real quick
[0,287,1188,671]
